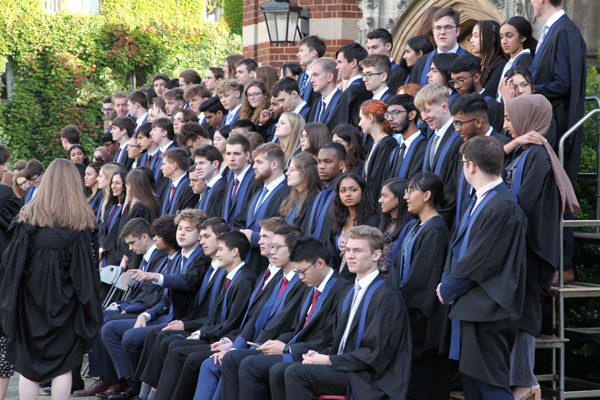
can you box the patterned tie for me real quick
[231,178,240,203]
[536,25,550,52]
[278,277,289,298]
[303,289,322,327]
[258,269,272,295]
[429,135,441,169]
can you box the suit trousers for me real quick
[237,353,285,400]
[462,373,513,400]
[284,363,348,400]
[139,329,191,387]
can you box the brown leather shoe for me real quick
[73,380,111,397]
[95,383,125,399]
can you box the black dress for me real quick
[0,223,102,382]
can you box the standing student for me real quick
[85,162,103,215]
[359,55,394,102]
[358,99,397,200]
[223,54,244,80]
[402,35,434,85]
[216,80,244,127]
[234,58,258,87]
[300,123,330,158]
[386,94,428,180]
[112,116,136,169]
[469,20,507,95]
[22,160,44,205]
[366,28,408,93]
[296,36,326,106]
[149,118,177,195]
[0,145,20,272]
[306,58,344,131]
[163,88,185,117]
[392,172,451,400]
[159,148,198,216]
[378,178,413,278]
[127,91,149,134]
[194,145,227,218]
[280,153,322,227]
[0,159,101,400]
[335,43,371,127]
[331,124,366,174]
[271,77,311,119]
[98,169,127,267]
[281,226,411,400]
[240,80,273,128]
[275,112,304,165]
[437,136,527,400]
[529,0,586,185]
[408,7,469,86]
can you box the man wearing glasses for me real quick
[359,54,394,103]
[408,7,470,87]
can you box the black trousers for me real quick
[408,349,455,400]
[282,363,348,400]
[139,329,191,387]
[220,349,260,400]
[237,353,286,400]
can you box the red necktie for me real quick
[145,154,152,167]
[224,278,231,292]
[258,269,271,294]
[231,178,240,203]
[278,277,289,298]
[169,184,176,201]
[304,289,321,327]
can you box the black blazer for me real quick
[336,80,372,127]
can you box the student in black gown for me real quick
[358,99,397,200]
[468,20,507,96]
[280,153,322,228]
[378,178,413,279]
[330,124,365,175]
[99,169,127,267]
[437,136,527,400]
[0,159,102,400]
[427,53,459,106]
[332,172,379,280]
[0,146,20,256]
[85,162,104,216]
[401,35,434,86]
[391,172,451,400]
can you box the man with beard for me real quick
[386,95,428,180]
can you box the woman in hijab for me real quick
[503,94,578,400]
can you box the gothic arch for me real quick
[390,0,504,61]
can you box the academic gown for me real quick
[117,250,168,315]
[306,90,344,132]
[98,202,124,266]
[0,184,20,255]
[221,169,263,227]
[285,192,317,229]
[531,14,586,184]
[506,145,560,335]
[387,133,428,180]
[301,183,339,263]
[408,47,469,86]
[387,62,409,94]
[199,177,227,218]
[336,79,373,127]
[160,174,199,216]
[481,90,505,133]
[440,185,527,388]
[0,224,102,382]
[483,58,508,96]
[327,277,412,399]
[363,135,398,200]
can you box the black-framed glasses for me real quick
[448,74,474,87]
[293,260,317,276]
[384,109,407,120]
[363,72,385,80]
[453,117,478,130]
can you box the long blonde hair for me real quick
[280,112,305,163]
[20,159,95,231]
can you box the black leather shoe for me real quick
[107,391,135,400]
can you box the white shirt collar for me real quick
[136,112,148,128]
[283,269,297,282]
[438,43,459,54]
[322,88,339,107]
[159,140,174,153]
[316,268,334,292]
[355,269,380,291]
[171,171,186,188]
[435,117,453,138]
[263,173,285,193]
[226,262,245,279]
[149,146,160,156]
[292,100,307,114]
[372,86,389,101]
[207,173,222,188]
[264,264,280,286]
[545,9,565,30]
[119,139,130,150]
[484,127,494,137]
[401,130,422,149]
[181,244,199,259]
[229,103,242,115]
[347,74,363,86]
[234,163,252,182]
[475,177,504,202]
[143,244,157,262]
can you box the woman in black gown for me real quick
[0,158,102,400]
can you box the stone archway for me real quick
[390,0,504,61]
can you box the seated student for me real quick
[333,172,379,280]
[60,125,81,152]
[377,178,413,278]
[173,109,199,143]
[299,122,329,158]
[240,80,274,131]
[127,90,149,133]
[230,119,257,136]
[149,118,178,196]
[335,43,371,126]
[235,143,291,276]
[193,226,308,400]
[235,58,258,87]
[390,172,452,400]
[146,231,255,400]
[279,225,411,400]
[366,28,408,93]
[408,7,469,86]
[302,143,346,242]
[216,80,244,127]
[130,217,230,400]
[437,136,527,400]
[386,94,428,180]
[101,209,212,400]
[199,96,227,137]
[414,83,463,227]
[275,112,304,165]
[163,88,185,117]
[448,54,504,131]
[280,63,302,80]
[204,67,224,96]
[358,99,397,200]
[296,35,326,105]
[152,74,169,98]
[75,215,178,398]
[113,91,129,117]
[111,116,136,169]
[184,84,211,122]
[221,134,262,226]
[359,54,394,103]
[136,123,158,168]
[450,93,510,226]
[103,96,118,133]
[125,135,144,170]
[271,77,311,119]
[331,124,366,174]
[194,145,226,218]
[179,121,210,152]
[188,167,206,206]
[280,152,322,227]
[178,69,202,92]
[306,57,344,131]
[159,148,198,216]
[223,236,352,400]
[164,217,286,399]
[98,169,127,268]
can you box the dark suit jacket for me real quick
[198,176,227,218]
[387,132,428,180]
[221,167,262,227]
[160,172,199,216]
[387,62,409,94]
[119,250,168,314]
[363,135,397,200]
[336,79,372,127]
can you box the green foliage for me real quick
[222,0,243,36]
[0,0,241,165]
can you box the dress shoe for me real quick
[73,380,111,397]
[95,383,126,399]
[107,391,136,400]
[41,381,86,395]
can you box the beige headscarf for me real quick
[506,95,579,217]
